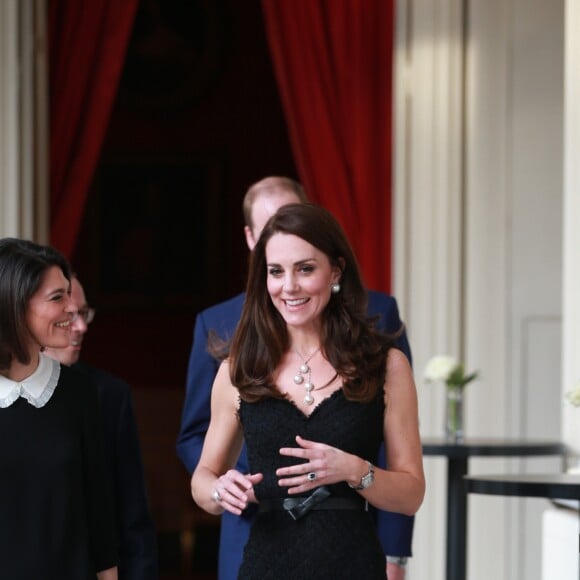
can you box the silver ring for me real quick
[307,472,317,481]
[212,488,222,502]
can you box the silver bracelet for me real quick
[386,556,409,568]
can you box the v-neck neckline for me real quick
[280,386,343,419]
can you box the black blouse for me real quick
[0,360,118,579]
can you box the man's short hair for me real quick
[242,176,308,229]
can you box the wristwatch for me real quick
[386,556,409,568]
[348,460,375,490]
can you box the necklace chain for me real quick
[295,347,320,366]
[293,347,337,406]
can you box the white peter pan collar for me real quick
[0,354,61,409]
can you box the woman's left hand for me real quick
[276,435,357,494]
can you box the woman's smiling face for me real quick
[25,266,76,353]
[265,233,341,331]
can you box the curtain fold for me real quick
[49,0,138,258]
[261,0,394,292]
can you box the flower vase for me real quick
[445,386,464,442]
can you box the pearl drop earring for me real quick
[331,283,341,294]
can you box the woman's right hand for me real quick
[212,470,263,515]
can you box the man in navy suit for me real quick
[177,176,414,580]
[46,277,158,580]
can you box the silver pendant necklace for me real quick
[293,348,338,406]
[293,347,320,405]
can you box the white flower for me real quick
[565,380,580,407]
[424,355,458,383]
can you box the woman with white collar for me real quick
[0,238,118,580]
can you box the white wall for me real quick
[562,0,580,455]
[394,1,564,578]
[393,1,464,571]
[542,507,579,579]
[466,2,564,578]
[544,5,580,573]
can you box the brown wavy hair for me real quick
[229,203,393,403]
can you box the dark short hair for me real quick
[0,238,71,369]
[230,203,392,403]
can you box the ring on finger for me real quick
[307,472,317,481]
[212,488,222,502]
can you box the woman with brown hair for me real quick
[191,204,424,579]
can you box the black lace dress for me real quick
[238,388,387,580]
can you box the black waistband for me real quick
[258,486,367,521]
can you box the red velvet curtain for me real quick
[261,0,394,293]
[49,0,138,258]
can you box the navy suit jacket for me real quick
[177,290,414,580]
[75,362,158,580]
